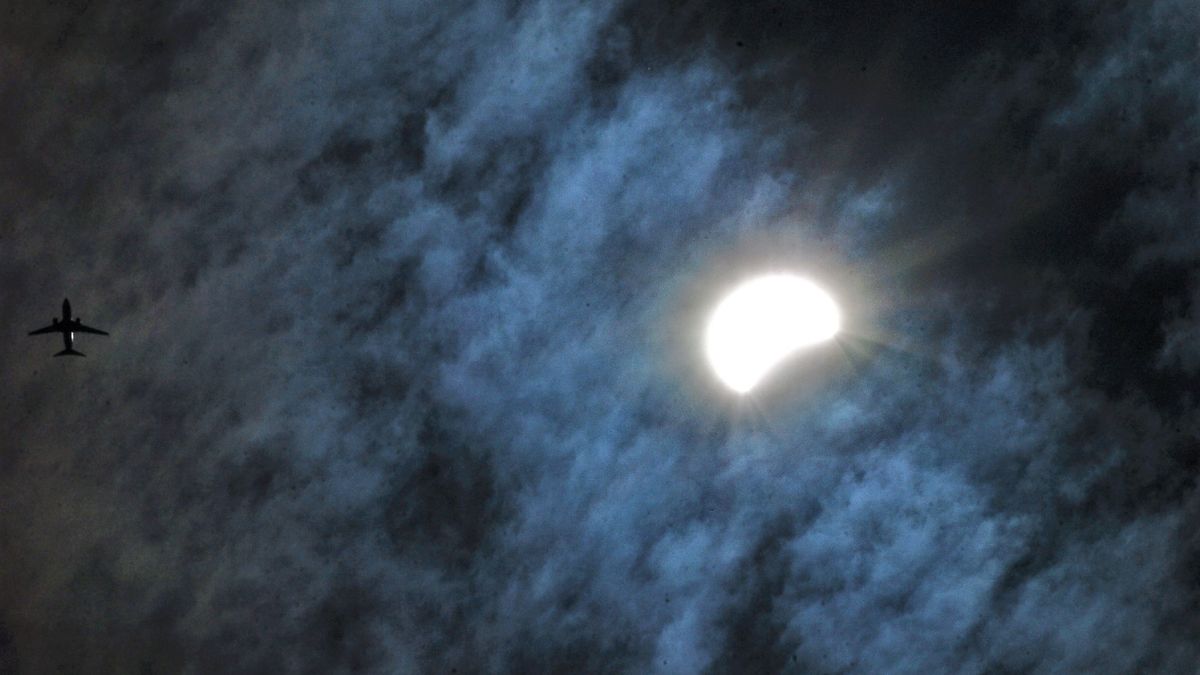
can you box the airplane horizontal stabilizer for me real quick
[54,348,85,357]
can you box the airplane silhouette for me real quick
[28,298,109,357]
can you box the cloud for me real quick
[2,0,1199,672]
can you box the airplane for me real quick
[28,298,109,357]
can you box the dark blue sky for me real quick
[3,1,1199,672]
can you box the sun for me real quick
[705,274,841,393]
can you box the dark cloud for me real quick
[2,0,1199,672]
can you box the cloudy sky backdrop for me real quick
[2,0,1199,672]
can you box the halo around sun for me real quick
[705,274,841,393]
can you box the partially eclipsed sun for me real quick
[705,274,841,393]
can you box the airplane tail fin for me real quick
[54,348,85,357]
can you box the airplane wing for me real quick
[74,323,109,336]
[28,324,60,336]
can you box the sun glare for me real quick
[705,274,841,393]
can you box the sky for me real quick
[1,0,1199,672]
